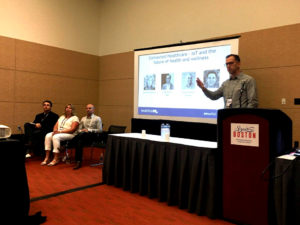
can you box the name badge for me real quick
[226,99,232,108]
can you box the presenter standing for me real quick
[196,54,258,108]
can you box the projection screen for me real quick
[134,37,239,124]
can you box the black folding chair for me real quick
[90,125,126,166]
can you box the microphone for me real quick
[17,125,23,134]
[294,141,300,156]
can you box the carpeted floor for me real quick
[26,153,102,199]
[29,185,234,225]
[26,149,234,225]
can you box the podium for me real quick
[218,109,292,225]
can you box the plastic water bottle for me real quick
[161,123,170,140]
[160,123,166,139]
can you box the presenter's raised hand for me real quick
[196,77,205,90]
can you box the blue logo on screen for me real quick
[138,107,217,118]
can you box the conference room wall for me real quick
[99,23,300,143]
[99,0,300,56]
[0,0,101,56]
[240,23,300,144]
[98,52,133,131]
[0,36,99,133]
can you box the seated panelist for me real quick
[72,104,102,170]
[24,100,59,157]
[41,104,79,166]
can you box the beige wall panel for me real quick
[98,105,132,132]
[244,66,300,108]
[0,102,14,130]
[70,103,90,120]
[0,69,15,102]
[14,103,44,131]
[14,71,61,103]
[52,103,68,117]
[99,79,133,106]
[0,36,99,134]
[239,24,300,69]
[15,71,98,105]
[16,40,99,79]
[99,51,134,80]
[0,36,15,69]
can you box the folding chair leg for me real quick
[90,147,94,161]
[64,148,73,164]
[90,151,104,167]
[90,161,103,167]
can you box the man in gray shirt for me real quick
[72,104,102,169]
[196,54,258,108]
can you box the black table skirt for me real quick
[273,157,300,225]
[103,135,222,219]
[0,138,30,221]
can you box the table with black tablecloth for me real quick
[0,138,30,221]
[102,133,221,218]
[273,155,300,225]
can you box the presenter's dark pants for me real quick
[24,123,47,156]
[73,132,98,162]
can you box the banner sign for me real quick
[231,123,259,147]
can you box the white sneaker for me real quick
[25,153,32,158]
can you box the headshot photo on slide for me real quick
[161,73,174,90]
[203,70,220,89]
[144,74,156,90]
[182,72,196,89]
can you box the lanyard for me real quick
[60,117,70,130]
